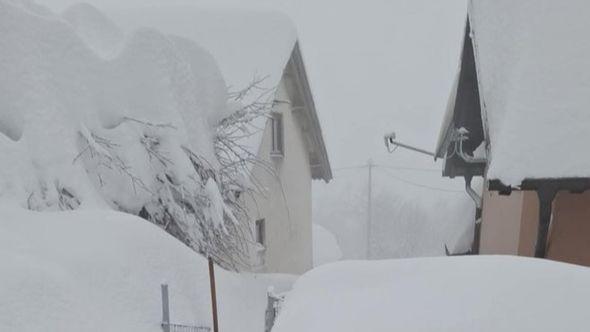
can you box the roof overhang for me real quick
[488,176,590,258]
[488,178,590,195]
[434,18,486,178]
[283,42,332,182]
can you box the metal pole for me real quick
[208,257,220,332]
[389,140,435,157]
[161,284,170,332]
[367,159,373,259]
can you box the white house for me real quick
[109,6,332,274]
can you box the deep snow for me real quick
[0,205,295,332]
[273,256,590,332]
[0,0,227,225]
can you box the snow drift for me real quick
[0,205,294,332]
[273,256,590,332]
[0,0,222,208]
[0,0,257,268]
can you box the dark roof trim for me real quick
[287,42,332,182]
[488,178,590,195]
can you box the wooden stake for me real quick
[161,284,170,332]
[208,257,220,332]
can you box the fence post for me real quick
[161,284,170,332]
[208,257,220,332]
[265,288,278,332]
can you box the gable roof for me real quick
[108,5,332,182]
[438,0,590,187]
[285,42,332,182]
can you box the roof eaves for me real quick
[289,42,332,182]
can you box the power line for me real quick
[333,164,440,173]
[332,165,367,172]
[373,164,440,173]
[377,167,465,193]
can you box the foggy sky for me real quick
[39,0,468,173]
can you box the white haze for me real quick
[39,0,473,258]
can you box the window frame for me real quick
[255,218,266,246]
[270,112,284,157]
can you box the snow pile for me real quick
[0,0,255,264]
[273,256,590,332]
[469,0,590,185]
[0,0,217,207]
[312,224,342,266]
[0,205,294,331]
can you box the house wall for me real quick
[480,188,590,267]
[244,78,313,274]
[479,189,523,254]
[546,191,590,266]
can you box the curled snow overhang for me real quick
[284,42,332,182]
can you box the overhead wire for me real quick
[376,167,465,193]
[331,163,464,194]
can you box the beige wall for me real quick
[547,191,590,266]
[480,186,590,267]
[480,189,524,254]
[244,78,313,274]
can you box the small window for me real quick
[255,218,266,246]
[270,113,284,157]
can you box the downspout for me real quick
[465,175,482,254]
[464,175,481,210]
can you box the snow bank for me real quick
[469,1,590,185]
[274,256,590,332]
[0,205,295,332]
[312,224,342,266]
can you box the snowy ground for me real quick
[0,205,295,332]
[273,256,590,332]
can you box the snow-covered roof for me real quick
[438,1,590,186]
[107,5,332,182]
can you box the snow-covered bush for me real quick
[0,0,271,270]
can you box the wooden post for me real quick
[208,257,220,332]
[161,284,170,332]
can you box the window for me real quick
[270,113,284,157]
[255,218,266,246]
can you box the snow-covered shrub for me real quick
[0,0,273,271]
